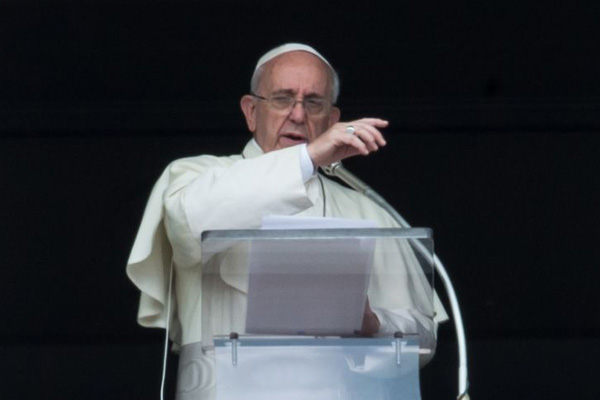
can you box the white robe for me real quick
[126,141,447,397]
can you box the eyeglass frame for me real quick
[250,92,334,117]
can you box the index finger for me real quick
[352,118,389,128]
[350,121,388,147]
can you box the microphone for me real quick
[321,161,471,400]
[321,162,370,195]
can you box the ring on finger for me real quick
[345,125,356,135]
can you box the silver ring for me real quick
[345,125,356,135]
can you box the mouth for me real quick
[279,132,308,147]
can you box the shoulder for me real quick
[166,153,242,173]
[147,152,243,195]
[156,153,243,185]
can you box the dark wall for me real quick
[2,1,599,399]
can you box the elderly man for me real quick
[127,43,445,399]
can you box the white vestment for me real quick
[126,140,447,399]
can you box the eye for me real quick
[271,96,294,107]
[304,99,326,113]
[305,98,323,107]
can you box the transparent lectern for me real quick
[180,228,435,400]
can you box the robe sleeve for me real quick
[126,168,179,336]
[125,145,319,342]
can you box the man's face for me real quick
[241,51,340,153]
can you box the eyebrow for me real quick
[270,89,325,99]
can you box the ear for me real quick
[329,106,341,126]
[240,95,257,132]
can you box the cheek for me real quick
[309,118,332,139]
[268,113,290,132]
[257,114,285,149]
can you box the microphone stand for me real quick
[321,162,470,400]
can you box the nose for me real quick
[288,100,306,124]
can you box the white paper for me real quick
[245,216,377,335]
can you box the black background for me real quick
[1,1,599,399]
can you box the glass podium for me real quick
[177,227,435,400]
[214,334,421,400]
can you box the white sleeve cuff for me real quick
[299,144,316,182]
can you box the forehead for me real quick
[260,51,332,95]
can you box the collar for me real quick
[242,139,264,159]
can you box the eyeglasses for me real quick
[251,92,332,116]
